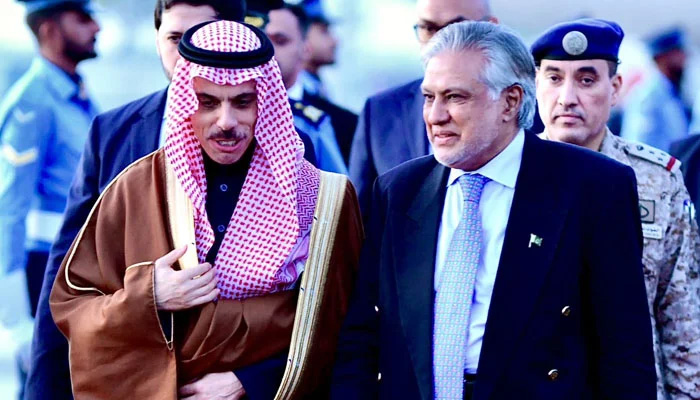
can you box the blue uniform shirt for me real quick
[0,57,97,274]
[287,82,347,174]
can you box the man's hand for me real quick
[154,246,219,311]
[179,371,245,400]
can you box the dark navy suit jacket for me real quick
[349,78,427,212]
[332,133,656,400]
[26,89,313,400]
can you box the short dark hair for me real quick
[283,3,310,37]
[26,3,86,40]
[153,0,246,30]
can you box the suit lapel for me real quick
[393,160,449,400]
[129,89,168,162]
[402,79,429,159]
[474,134,569,399]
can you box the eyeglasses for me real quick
[413,16,492,44]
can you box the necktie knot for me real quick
[457,173,489,203]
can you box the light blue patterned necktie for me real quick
[434,173,489,400]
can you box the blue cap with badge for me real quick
[530,18,624,64]
[646,27,685,57]
[18,0,93,15]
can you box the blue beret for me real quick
[646,27,685,57]
[531,18,624,64]
[18,0,92,15]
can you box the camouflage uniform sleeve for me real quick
[656,173,700,400]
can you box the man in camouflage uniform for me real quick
[532,18,700,399]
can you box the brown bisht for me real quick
[50,149,363,399]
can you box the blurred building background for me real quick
[1,0,700,395]
[3,0,700,113]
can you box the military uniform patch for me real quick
[1,143,38,167]
[626,142,681,173]
[639,199,655,223]
[642,224,663,240]
[290,99,327,129]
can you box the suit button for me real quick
[377,372,382,381]
[561,306,571,317]
[374,305,379,313]
[548,369,559,381]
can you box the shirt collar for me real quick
[297,70,321,96]
[287,79,304,101]
[599,127,631,166]
[447,129,524,189]
[162,87,172,121]
[33,57,81,101]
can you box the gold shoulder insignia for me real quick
[302,105,324,123]
[1,143,38,167]
[625,142,681,173]
[244,15,265,28]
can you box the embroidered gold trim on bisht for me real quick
[165,157,198,270]
[274,171,348,400]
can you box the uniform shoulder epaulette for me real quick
[290,100,327,129]
[625,141,681,173]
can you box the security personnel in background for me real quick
[261,1,349,174]
[298,0,335,97]
[620,27,690,152]
[0,0,99,317]
[532,19,700,400]
[296,0,358,166]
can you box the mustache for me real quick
[553,110,584,119]
[207,127,250,141]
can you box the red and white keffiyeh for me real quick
[164,21,320,300]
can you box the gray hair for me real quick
[421,21,536,129]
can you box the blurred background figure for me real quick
[298,0,336,97]
[297,0,358,166]
[0,0,98,397]
[348,0,498,212]
[265,1,350,173]
[621,27,691,151]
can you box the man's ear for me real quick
[154,29,161,58]
[610,73,623,107]
[502,84,524,123]
[37,19,56,47]
[301,40,311,63]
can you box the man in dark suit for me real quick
[349,0,497,210]
[332,21,656,400]
[24,1,274,398]
[671,135,700,226]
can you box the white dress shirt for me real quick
[158,89,172,148]
[434,129,524,374]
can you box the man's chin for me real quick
[67,49,98,63]
[550,128,593,145]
